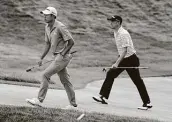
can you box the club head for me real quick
[102,68,106,72]
[71,50,77,54]
[26,68,31,72]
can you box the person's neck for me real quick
[114,25,121,32]
[48,19,55,30]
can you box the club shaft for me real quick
[26,60,53,72]
[106,67,149,69]
[26,51,77,72]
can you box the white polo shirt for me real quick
[114,26,136,58]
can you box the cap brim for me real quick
[107,18,111,20]
[40,10,51,15]
[107,18,113,21]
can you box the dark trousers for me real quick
[100,54,150,104]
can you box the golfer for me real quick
[93,15,152,109]
[26,7,77,109]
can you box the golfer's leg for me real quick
[38,62,61,102]
[126,69,150,104]
[100,68,124,99]
[58,68,77,106]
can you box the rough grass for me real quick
[0,105,163,122]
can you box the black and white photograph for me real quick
[0,0,172,121]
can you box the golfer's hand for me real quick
[52,55,56,60]
[59,53,64,59]
[38,59,43,66]
[112,63,118,68]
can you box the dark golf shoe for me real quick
[92,96,108,104]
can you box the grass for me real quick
[0,105,163,122]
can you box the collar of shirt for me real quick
[46,20,57,34]
[45,21,58,41]
[114,26,123,38]
[116,26,123,34]
[118,26,123,33]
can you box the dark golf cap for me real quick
[107,15,122,22]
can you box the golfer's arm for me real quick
[40,41,51,60]
[60,39,74,56]
[115,47,127,66]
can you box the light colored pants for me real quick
[38,54,76,106]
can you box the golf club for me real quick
[26,51,77,72]
[103,66,149,72]
[26,60,53,72]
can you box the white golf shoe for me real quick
[26,98,42,107]
[62,104,77,110]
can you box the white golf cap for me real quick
[40,7,57,17]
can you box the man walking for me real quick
[26,7,77,109]
[93,15,152,110]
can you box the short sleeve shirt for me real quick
[114,26,136,58]
[45,20,73,53]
